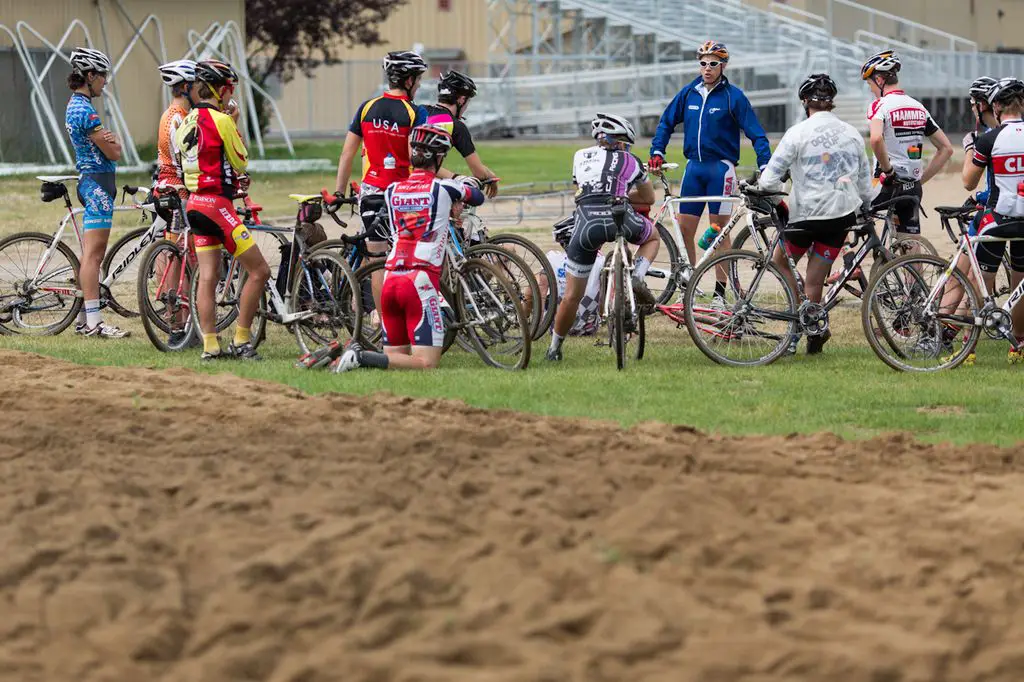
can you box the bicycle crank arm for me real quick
[279,310,316,324]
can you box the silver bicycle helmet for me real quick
[70,47,111,74]
[860,50,901,80]
[969,76,998,102]
[591,112,636,144]
[383,51,428,82]
[158,59,196,86]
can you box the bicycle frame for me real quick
[921,232,1024,341]
[602,235,638,328]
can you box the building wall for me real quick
[1,0,243,151]
[272,0,496,135]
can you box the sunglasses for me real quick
[699,60,722,68]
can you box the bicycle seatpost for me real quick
[610,196,628,234]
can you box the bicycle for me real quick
[682,185,922,367]
[602,196,649,370]
[934,201,1012,299]
[861,221,1024,372]
[0,176,169,335]
[189,193,363,354]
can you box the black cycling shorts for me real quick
[783,212,857,261]
[974,211,1024,273]
[872,180,922,235]
[565,202,653,278]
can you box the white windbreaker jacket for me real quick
[758,111,875,223]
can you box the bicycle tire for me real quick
[351,260,459,353]
[635,309,646,360]
[288,249,362,354]
[861,253,981,372]
[0,231,82,336]
[137,239,194,352]
[189,257,258,338]
[651,221,682,305]
[101,226,156,318]
[455,257,531,370]
[465,243,541,340]
[611,247,626,370]
[869,234,939,282]
[684,249,798,367]
[486,232,557,340]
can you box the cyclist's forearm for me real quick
[464,154,494,180]
[870,139,891,173]
[335,133,361,194]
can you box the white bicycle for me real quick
[0,175,167,335]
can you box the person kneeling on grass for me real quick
[546,112,659,362]
[329,124,485,372]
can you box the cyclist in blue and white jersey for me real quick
[64,47,129,338]
[649,40,772,300]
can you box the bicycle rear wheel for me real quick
[684,249,797,367]
[0,231,82,336]
[485,233,557,340]
[610,248,626,370]
[862,254,981,372]
[455,258,531,370]
[648,221,682,305]
[101,226,155,318]
[465,244,541,341]
[288,250,362,354]
[137,239,194,352]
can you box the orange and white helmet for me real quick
[697,41,729,63]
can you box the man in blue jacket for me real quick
[649,41,772,296]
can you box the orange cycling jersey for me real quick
[156,103,188,188]
[175,103,248,198]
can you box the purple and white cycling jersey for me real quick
[571,145,647,202]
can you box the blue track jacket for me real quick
[650,76,772,169]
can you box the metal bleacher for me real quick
[479,0,1024,137]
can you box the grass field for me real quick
[4,141,1022,447]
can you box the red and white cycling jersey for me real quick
[867,90,940,181]
[383,169,482,277]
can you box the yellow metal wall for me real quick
[2,0,244,146]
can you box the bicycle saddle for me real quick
[36,175,79,183]
[934,205,977,218]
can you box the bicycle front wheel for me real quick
[610,248,626,370]
[0,231,82,336]
[862,254,981,372]
[684,249,797,367]
[289,250,362,354]
[455,258,531,370]
[137,239,194,352]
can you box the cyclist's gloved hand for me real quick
[775,199,789,225]
[878,169,897,188]
[237,174,251,192]
[458,175,483,191]
[962,131,977,152]
[647,153,664,172]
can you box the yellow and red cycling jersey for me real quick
[156,102,188,188]
[175,103,248,198]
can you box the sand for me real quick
[2,349,1024,681]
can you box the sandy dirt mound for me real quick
[2,350,1024,682]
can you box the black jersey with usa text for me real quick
[348,93,427,189]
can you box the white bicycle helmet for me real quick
[158,59,196,86]
[591,112,636,145]
[70,47,111,74]
[860,50,901,80]
[969,76,998,102]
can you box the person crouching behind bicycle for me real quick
[757,74,874,355]
[962,78,1024,360]
[175,59,271,361]
[331,125,485,372]
[65,48,129,338]
[546,113,659,362]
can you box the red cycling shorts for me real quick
[186,193,255,256]
[380,269,445,348]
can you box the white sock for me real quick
[635,256,652,279]
[85,300,101,328]
[549,332,564,351]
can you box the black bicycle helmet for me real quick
[194,59,237,87]
[384,51,427,83]
[409,124,453,157]
[969,76,998,102]
[988,77,1024,106]
[798,73,837,102]
[438,70,477,99]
